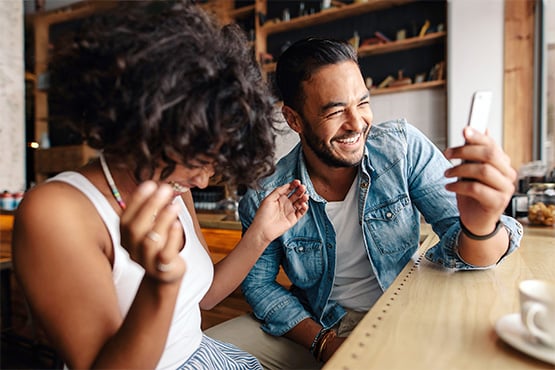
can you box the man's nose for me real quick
[345,107,366,132]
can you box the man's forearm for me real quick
[283,317,346,363]
[283,317,323,349]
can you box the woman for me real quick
[12,1,308,369]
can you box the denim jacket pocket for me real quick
[363,194,418,255]
[282,238,325,288]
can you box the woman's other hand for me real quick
[249,179,309,245]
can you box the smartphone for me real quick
[461,90,492,174]
[467,90,492,134]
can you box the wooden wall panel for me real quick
[504,0,536,171]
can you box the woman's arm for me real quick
[12,181,183,369]
[199,180,308,309]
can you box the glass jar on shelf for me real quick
[527,183,555,226]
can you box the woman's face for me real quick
[155,155,216,196]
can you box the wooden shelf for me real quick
[261,62,276,73]
[229,4,255,19]
[24,72,36,82]
[371,79,445,95]
[260,32,445,74]
[358,31,446,57]
[269,80,445,105]
[262,0,413,35]
[31,0,115,27]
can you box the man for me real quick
[206,37,522,369]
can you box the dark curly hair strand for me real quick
[48,0,277,187]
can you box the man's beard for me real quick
[302,119,369,168]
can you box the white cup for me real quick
[519,279,555,348]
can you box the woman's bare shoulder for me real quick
[11,178,122,368]
[15,179,92,225]
[12,177,107,262]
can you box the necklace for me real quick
[99,153,127,210]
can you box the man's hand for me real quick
[443,127,516,235]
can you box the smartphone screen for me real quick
[461,90,493,173]
[467,90,492,134]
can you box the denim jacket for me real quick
[239,119,523,336]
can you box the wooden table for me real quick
[1,213,14,330]
[325,224,555,370]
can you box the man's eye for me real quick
[358,101,370,107]
[326,110,343,118]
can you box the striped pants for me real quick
[177,334,262,370]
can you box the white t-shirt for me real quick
[326,175,382,311]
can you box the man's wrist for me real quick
[310,328,336,361]
[309,328,327,356]
[460,219,502,241]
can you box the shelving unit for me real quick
[260,30,447,95]
[203,0,447,95]
[28,1,114,183]
[371,79,444,96]
[202,0,255,27]
[259,0,413,36]
[229,3,255,19]
[249,0,447,96]
[357,31,445,57]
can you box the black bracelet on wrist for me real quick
[310,328,328,358]
[460,219,503,240]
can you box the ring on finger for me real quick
[156,261,173,272]
[146,230,162,243]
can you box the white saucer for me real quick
[495,313,555,365]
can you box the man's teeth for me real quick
[337,134,360,144]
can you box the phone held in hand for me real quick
[461,90,492,175]
[467,90,492,135]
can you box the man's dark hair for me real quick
[48,0,277,186]
[275,37,358,112]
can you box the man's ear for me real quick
[282,105,302,134]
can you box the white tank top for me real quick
[49,172,213,369]
[326,175,381,311]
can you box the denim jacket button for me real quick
[298,246,304,252]
[386,212,393,219]
[360,182,368,189]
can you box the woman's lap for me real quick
[177,334,262,370]
[205,314,321,370]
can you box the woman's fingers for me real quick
[154,220,186,282]
[121,182,175,246]
[120,181,186,282]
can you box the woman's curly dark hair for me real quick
[48,0,276,187]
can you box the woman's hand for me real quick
[120,181,186,283]
[249,179,309,245]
